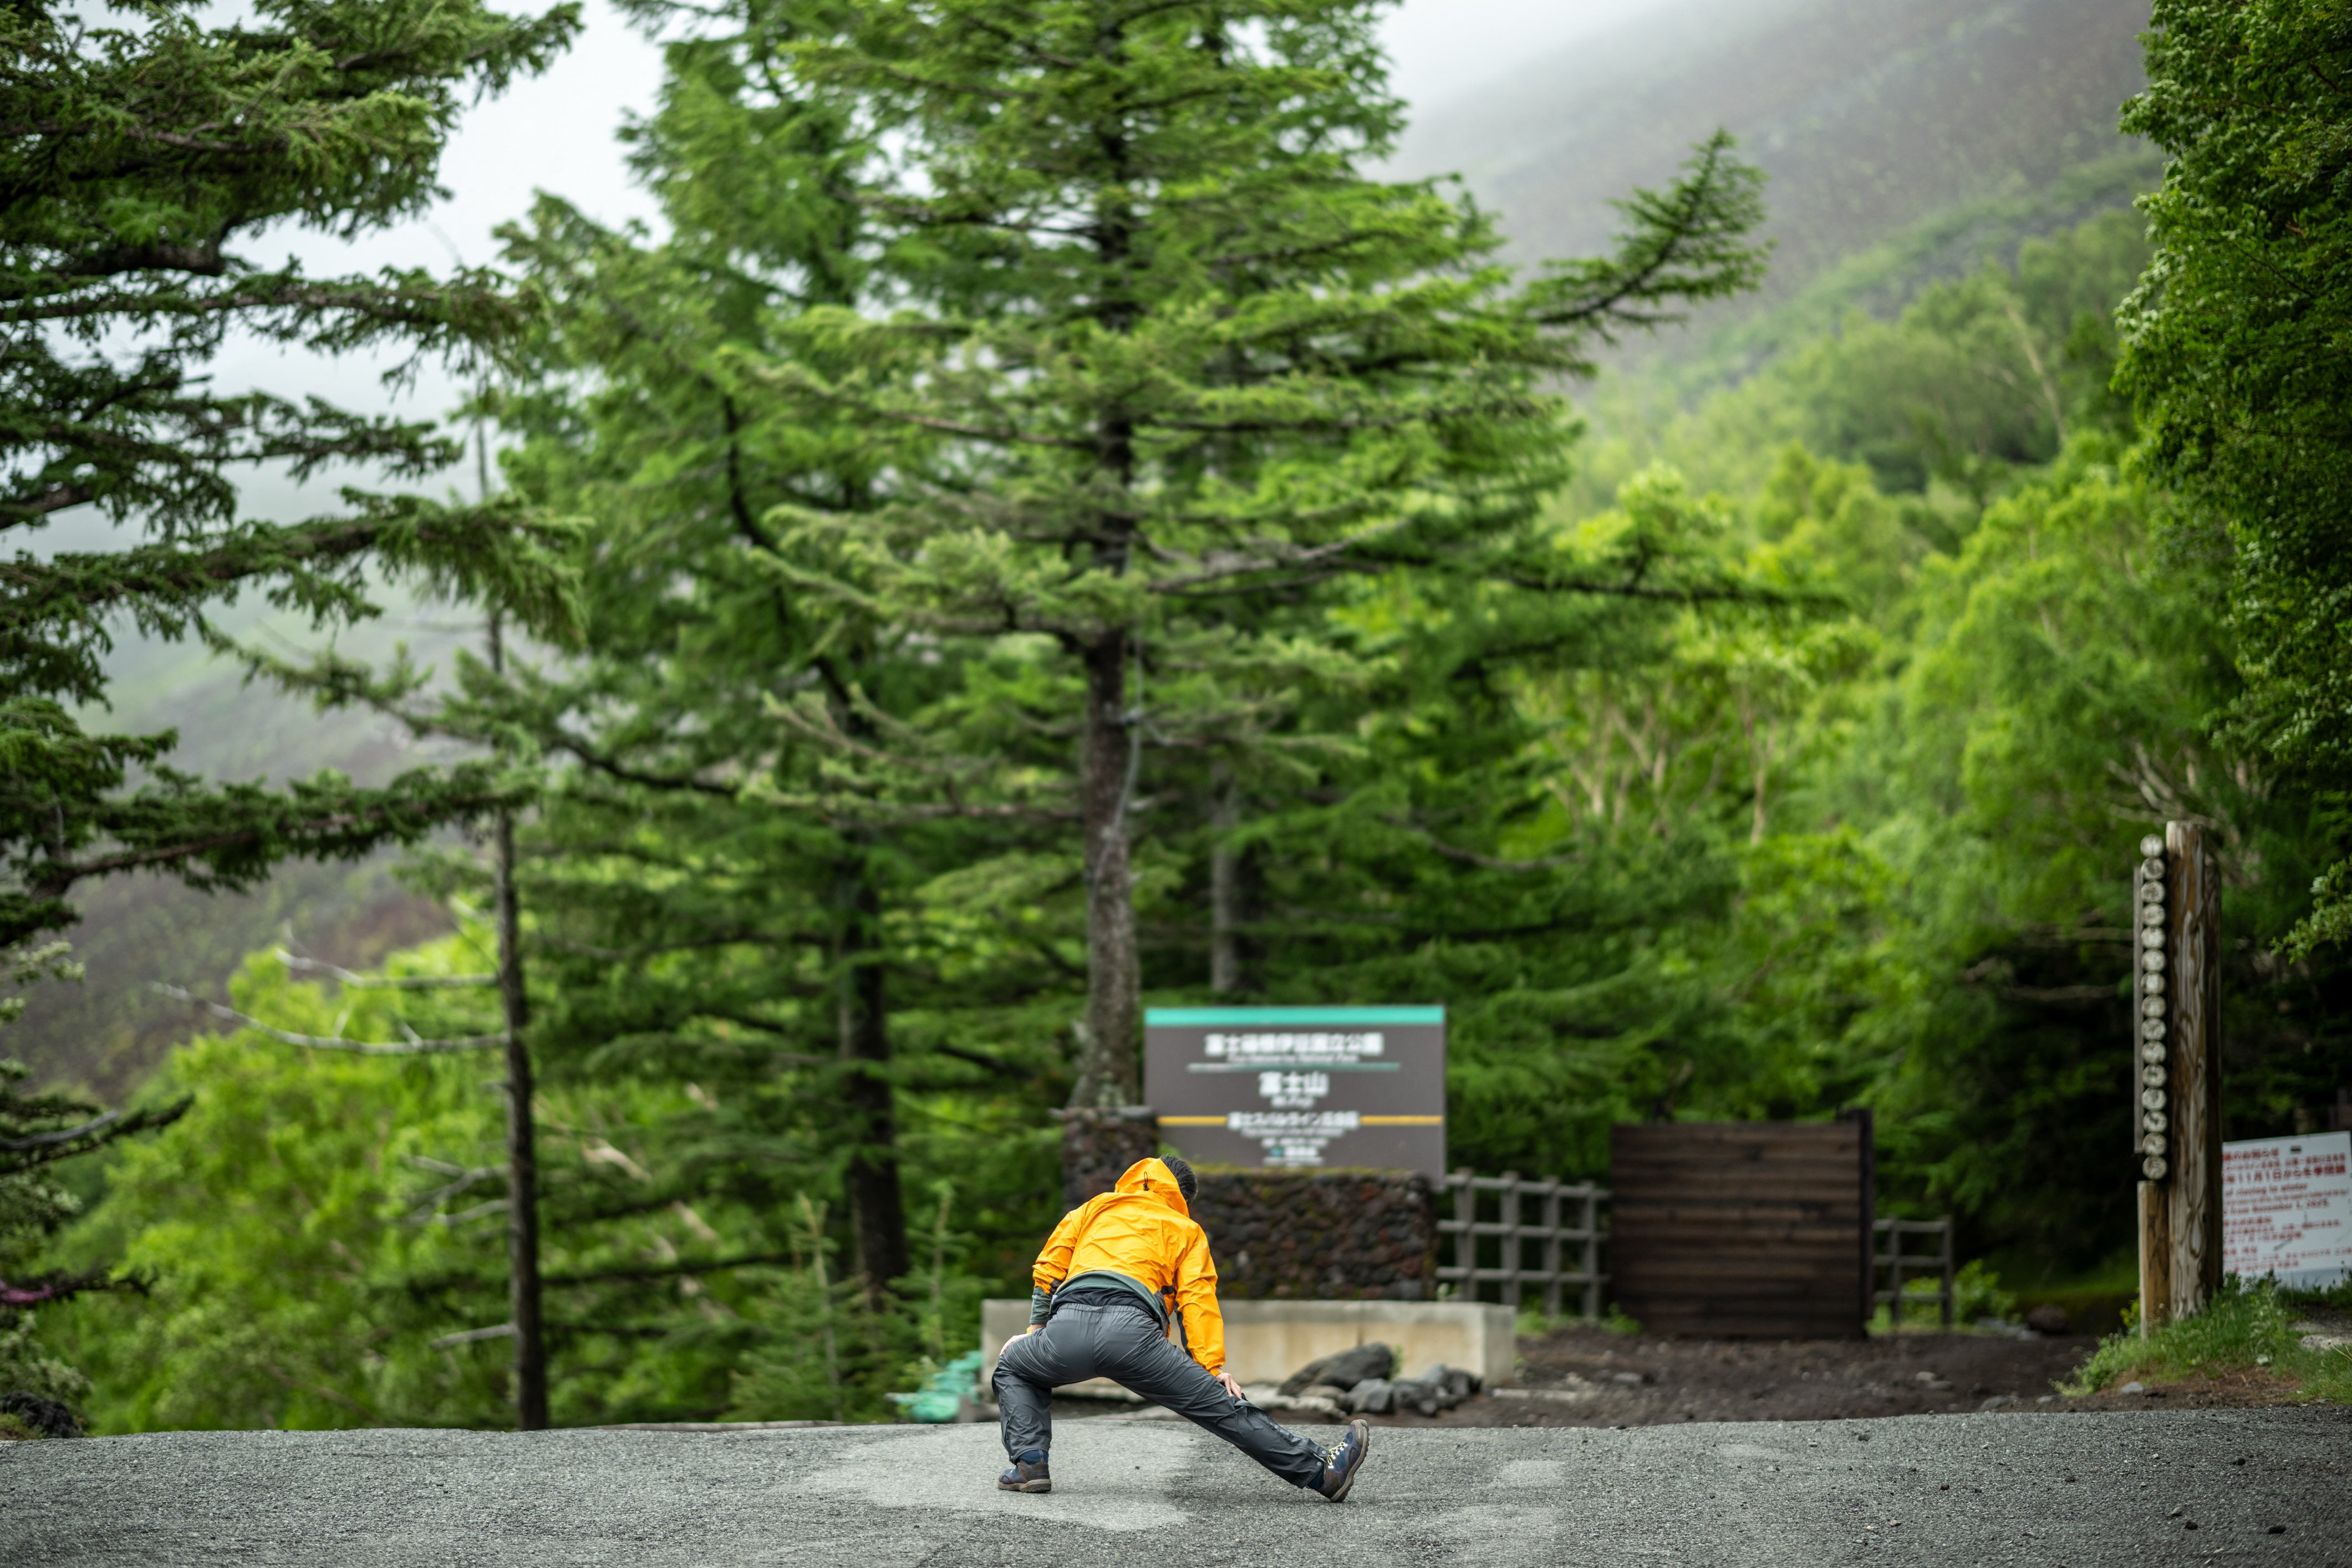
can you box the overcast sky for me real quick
[191,0,1671,519]
[386,0,1665,271]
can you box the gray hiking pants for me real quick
[994,1299,1326,1487]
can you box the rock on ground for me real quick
[7,1408,2349,1566]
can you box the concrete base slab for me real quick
[980,1296,1516,1392]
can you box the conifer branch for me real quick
[0,1266,136,1307]
[551,740,742,798]
[0,1108,124,1150]
[1139,517,1412,593]
[1520,129,1771,342]
[1384,816,1582,872]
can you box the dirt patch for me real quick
[1307,1324,2312,1429]
[1046,1321,2326,1430]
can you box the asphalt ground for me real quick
[8,1407,2350,1567]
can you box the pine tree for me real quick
[750,0,1769,1103]
[268,5,1037,1317]
[0,0,583,952]
[478,17,945,1299]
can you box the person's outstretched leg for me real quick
[992,1317,1096,1493]
[1089,1310,1358,1495]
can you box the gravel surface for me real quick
[8,1408,2349,1566]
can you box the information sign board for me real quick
[1143,1006,1445,1177]
[2221,1131,2352,1291]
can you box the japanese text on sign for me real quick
[2221,1132,2351,1291]
[1144,1006,1445,1176]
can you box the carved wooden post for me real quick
[2136,1179,2171,1334]
[2134,823,2223,1333]
[2165,821,2224,1319]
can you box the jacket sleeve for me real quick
[1029,1202,1089,1325]
[1172,1223,1226,1374]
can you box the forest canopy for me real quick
[7,0,2349,1433]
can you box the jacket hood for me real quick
[1113,1156,1190,1218]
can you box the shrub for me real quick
[2062,1277,2352,1403]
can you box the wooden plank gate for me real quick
[1609,1112,1875,1338]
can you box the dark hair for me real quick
[1160,1154,1198,1204]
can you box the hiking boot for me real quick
[1312,1419,1372,1502]
[997,1450,1051,1494]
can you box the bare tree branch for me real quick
[274,949,496,988]
[151,983,503,1053]
[429,1323,517,1348]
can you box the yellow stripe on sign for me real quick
[1157,1113,1441,1126]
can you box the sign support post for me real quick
[2135,822,2224,1333]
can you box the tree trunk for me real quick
[838,867,908,1300]
[486,612,547,1431]
[1210,760,1240,995]
[493,808,546,1429]
[1073,629,1141,1107]
[2162,818,2223,1321]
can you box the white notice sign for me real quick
[2221,1131,2352,1291]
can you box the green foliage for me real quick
[38,7,2352,1436]
[1511,214,2349,1274]
[2,940,187,1412]
[0,0,584,952]
[1953,1259,2017,1326]
[2119,0,2352,955]
[1273,204,2345,1277]
[702,0,1768,1108]
[94,0,1769,1427]
[2063,1279,2352,1404]
[1864,1258,2015,1332]
[1752,436,2340,1267]
[50,966,509,1430]
[1683,149,2165,389]
[49,925,1002,1431]
[1573,210,2151,513]
[722,1199,905,1424]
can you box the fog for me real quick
[190,0,1678,479]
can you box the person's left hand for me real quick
[1215,1370,1248,1402]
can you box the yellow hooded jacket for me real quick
[1030,1156,1226,1375]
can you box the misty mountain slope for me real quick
[10,511,481,1096]
[1678,143,2158,389]
[1396,0,2154,311]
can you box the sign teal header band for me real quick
[1144,1006,1444,1026]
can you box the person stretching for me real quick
[993,1154,1371,1501]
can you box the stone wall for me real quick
[1058,1107,1159,1210]
[1058,1112,1437,1299]
[1191,1170,1437,1301]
